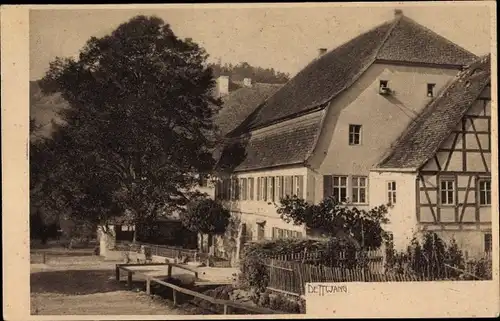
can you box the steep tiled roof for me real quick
[376,55,491,169]
[215,83,283,136]
[217,113,323,172]
[231,15,477,134]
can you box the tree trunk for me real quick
[208,234,214,256]
[132,228,137,244]
[199,233,204,253]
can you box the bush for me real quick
[385,231,483,280]
[266,293,302,314]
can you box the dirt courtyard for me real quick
[30,254,192,315]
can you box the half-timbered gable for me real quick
[372,55,492,256]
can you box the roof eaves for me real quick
[233,160,305,173]
[414,76,490,172]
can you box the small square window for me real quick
[427,83,436,97]
[349,124,362,145]
[380,80,388,89]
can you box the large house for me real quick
[371,55,491,257]
[213,10,490,257]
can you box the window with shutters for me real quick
[293,175,304,198]
[261,177,268,201]
[274,176,284,201]
[241,178,247,201]
[267,177,275,202]
[332,176,348,202]
[387,181,396,204]
[478,179,491,206]
[248,178,255,200]
[284,176,293,197]
[272,227,302,239]
[230,179,236,200]
[351,176,367,204]
[256,177,261,200]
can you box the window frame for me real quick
[332,175,348,203]
[439,178,456,206]
[349,124,362,146]
[267,176,275,202]
[240,178,247,201]
[274,176,284,202]
[351,176,367,204]
[478,178,491,206]
[387,181,397,205]
[248,177,254,200]
[427,83,436,97]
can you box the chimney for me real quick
[318,48,327,57]
[243,78,253,88]
[394,9,403,18]
[216,75,229,97]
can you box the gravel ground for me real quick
[30,254,188,315]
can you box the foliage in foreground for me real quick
[239,238,361,294]
[385,231,492,280]
[277,196,390,249]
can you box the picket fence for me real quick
[267,249,386,273]
[265,259,423,296]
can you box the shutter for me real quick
[249,178,254,200]
[263,177,267,201]
[298,176,304,198]
[256,178,261,200]
[284,176,290,196]
[324,175,332,199]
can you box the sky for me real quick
[29,4,493,81]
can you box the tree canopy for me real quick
[32,15,222,231]
[208,61,290,84]
[181,197,230,236]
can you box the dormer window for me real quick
[379,80,391,95]
[427,83,436,97]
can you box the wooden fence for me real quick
[116,263,283,315]
[265,259,424,296]
[266,249,386,273]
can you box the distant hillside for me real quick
[208,61,290,84]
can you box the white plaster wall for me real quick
[369,171,418,251]
[309,64,459,204]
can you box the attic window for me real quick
[427,83,436,97]
[379,80,391,95]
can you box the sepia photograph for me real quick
[1,1,498,319]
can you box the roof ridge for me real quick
[398,16,478,60]
[237,18,399,134]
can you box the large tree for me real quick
[35,15,222,239]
